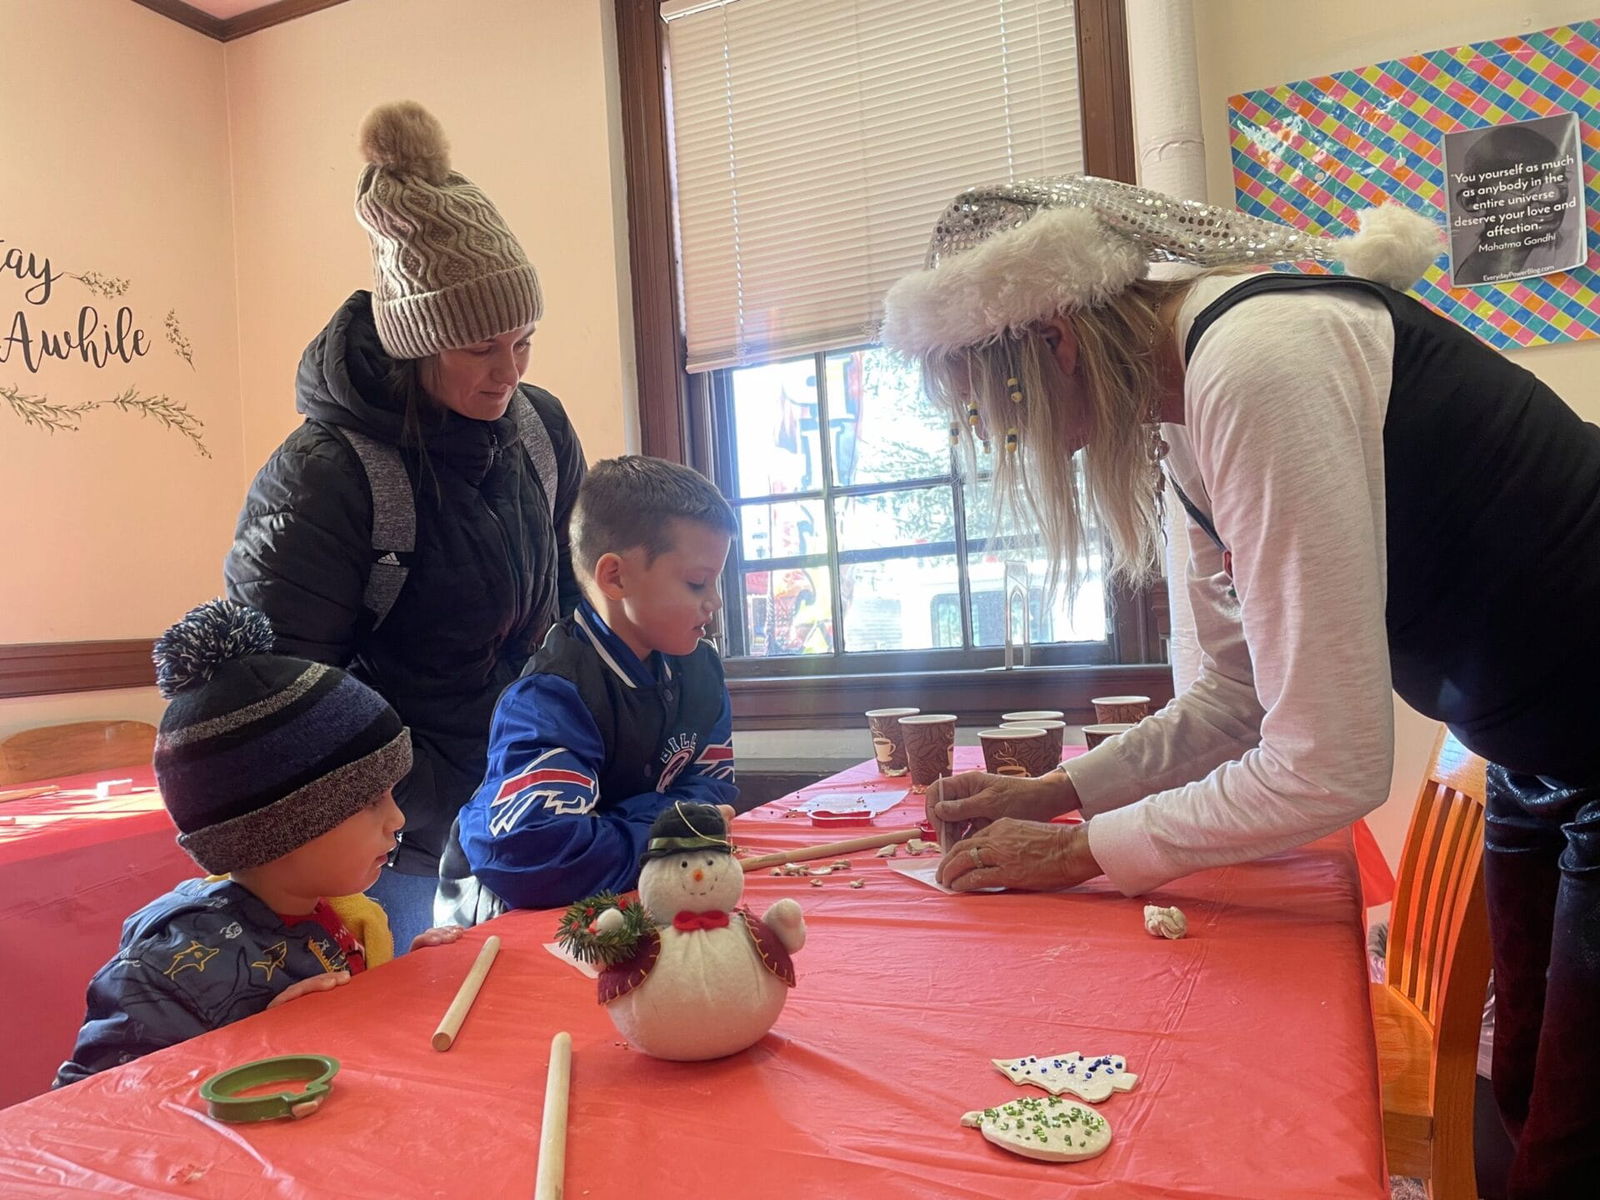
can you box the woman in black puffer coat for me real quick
[226,102,584,947]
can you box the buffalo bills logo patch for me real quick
[657,733,699,792]
[698,742,735,781]
[489,748,597,834]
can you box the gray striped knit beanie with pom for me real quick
[354,100,543,360]
[151,600,412,874]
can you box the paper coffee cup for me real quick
[1090,695,1151,724]
[1002,709,1065,725]
[899,713,957,793]
[980,726,1057,778]
[1082,722,1135,750]
[1000,719,1064,767]
[865,707,920,776]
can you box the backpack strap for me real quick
[1169,477,1225,552]
[335,392,558,632]
[510,389,558,520]
[333,426,415,631]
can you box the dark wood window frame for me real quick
[614,0,1168,726]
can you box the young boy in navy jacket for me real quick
[56,600,461,1086]
[438,456,738,923]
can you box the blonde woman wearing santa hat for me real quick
[226,102,586,949]
[884,176,1600,1199]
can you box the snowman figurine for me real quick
[590,802,805,1061]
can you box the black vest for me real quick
[435,622,729,924]
[1178,273,1600,782]
[532,624,728,803]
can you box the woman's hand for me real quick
[409,925,466,952]
[925,769,1081,850]
[935,818,1102,893]
[267,971,350,1008]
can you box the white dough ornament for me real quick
[961,1095,1113,1162]
[1143,904,1187,939]
[563,802,804,1061]
[992,1053,1137,1102]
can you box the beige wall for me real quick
[0,0,243,647]
[1195,0,1600,871]
[1,0,634,739]
[225,0,636,471]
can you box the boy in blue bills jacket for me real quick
[438,457,738,923]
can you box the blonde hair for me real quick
[919,277,1187,598]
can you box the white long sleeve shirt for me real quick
[1067,275,1399,896]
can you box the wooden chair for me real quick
[1371,727,1492,1199]
[0,720,157,785]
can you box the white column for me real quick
[1126,0,1206,693]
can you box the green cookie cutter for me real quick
[200,1054,341,1123]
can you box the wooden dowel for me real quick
[534,1031,573,1200]
[431,935,501,1051]
[739,827,923,872]
[0,785,57,804]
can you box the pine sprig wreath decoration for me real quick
[555,892,656,967]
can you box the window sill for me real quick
[728,662,1174,729]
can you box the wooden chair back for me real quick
[1371,726,1491,1198]
[0,720,158,785]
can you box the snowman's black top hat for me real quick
[641,801,732,864]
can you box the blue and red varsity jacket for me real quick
[437,601,736,923]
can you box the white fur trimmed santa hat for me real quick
[880,175,1444,358]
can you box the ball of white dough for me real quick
[1143,904,1187,939]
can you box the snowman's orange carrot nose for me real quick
[693,869,704,882]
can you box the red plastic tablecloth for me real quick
[0,766,194,1109]
[0,756,1386,1199]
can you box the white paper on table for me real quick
[888,861,1004,894]
[790,789,910,816]
[542,941,599,979]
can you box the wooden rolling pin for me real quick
[534,1031,572,1200]
[431,935,501,1051]
[0,785,57,804]
[739,827,924,872]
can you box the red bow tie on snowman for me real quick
[673,909,730,932]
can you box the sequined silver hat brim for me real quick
[880,175,1442,358]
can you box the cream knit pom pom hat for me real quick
[354,101,543,359]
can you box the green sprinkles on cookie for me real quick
[959,1095,1114,1163]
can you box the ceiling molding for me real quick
[218,0,352,41]
[131,0,224,39]
[130,0,353,42]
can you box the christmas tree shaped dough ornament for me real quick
[558,802,805,1061]
[961,1096,1113,1162]
[991,1053,1138,1102]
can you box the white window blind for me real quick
[664,0,1083,373]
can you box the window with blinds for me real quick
[663,0,1084,373]
[657,0,1108,673]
